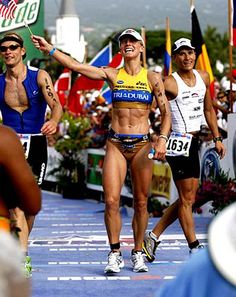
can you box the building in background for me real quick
[51,0,86,62]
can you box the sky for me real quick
[45,0,228,39]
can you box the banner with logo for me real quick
[0,0,44,62]
[85,148,177,200]
[200,113,235,181]
[86,149,104,191]
[151,161,173,199]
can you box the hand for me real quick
[215,141,226,159]
[41,119,58,135]
[152,138,167,161]
[31,35,52,54]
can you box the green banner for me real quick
[0,0,44,62]
[87,149,104,187]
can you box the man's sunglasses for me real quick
[0,44,21,53]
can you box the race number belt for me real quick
[166,131,193,157]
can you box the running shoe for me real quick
[104,251,124,274]
[189,244,204,254]
[130,250,148,272]
[142,231,161,262]
[24,255,32,278]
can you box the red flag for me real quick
[108,52,123,68]
[54,68,71,92]
[67,91,82,116]
[71,76,104,92]
[0,0,17,19]
[54,68,71,108]
[191,5,215,98]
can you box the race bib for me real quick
[18,134,31,159]
[166,132,193,157]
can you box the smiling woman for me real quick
[31,29,171,274]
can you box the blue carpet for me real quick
[29,191,212,297]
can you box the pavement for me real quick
[29,191,212,297]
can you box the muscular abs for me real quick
[111,107,150,134]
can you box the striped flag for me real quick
[0,0,17,19]
[191,5,215,98]
[66,43,112,115]
[164,17,172,76]
[231,0,236,46]
[71,43,112,91]
[88,43,112,67]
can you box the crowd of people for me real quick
[0,26,234,296]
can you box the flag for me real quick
[164,17,172,76]
[54,68,71,108]
[66,43,112,115]
[108,52,123,69]
[191,5,215,98]
[0,0,17,19]
[100,52,124,104]
[54,68,71,92]
[67,90,83,116]
[72,43,112,91]
[89,43,112,67]
[231,0,236,46]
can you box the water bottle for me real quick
[148,148,155,159]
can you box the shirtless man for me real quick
[0,32,62,276]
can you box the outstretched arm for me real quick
[31,35,108,81]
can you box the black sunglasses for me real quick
[0,44,21,53]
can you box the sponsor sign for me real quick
[86,149,104,190]
[0,0,44,62]
[151,161,172,199]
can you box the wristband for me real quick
[159,134,168,142]
[213,136,223,143]
[49,47,56,56]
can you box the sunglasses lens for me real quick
[0,44,20,52]
[10,45,19,50]
[0,46,7,52]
